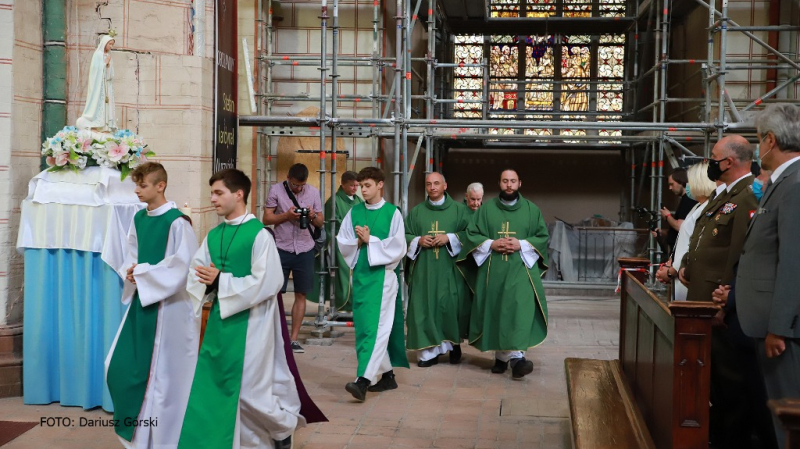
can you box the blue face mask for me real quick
[685,184,695,201]
[752,179,764,201]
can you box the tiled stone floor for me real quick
[1,295,619,449]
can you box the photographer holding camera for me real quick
[264,163,324,353]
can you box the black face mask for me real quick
[707,158,728,182]
[499,190,520,202]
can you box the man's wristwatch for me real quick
[667,267,676,279]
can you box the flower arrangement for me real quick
[41,127,155,180]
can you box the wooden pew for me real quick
[565,358,655,449]
[565,258,718,449]
[769,399,800,449]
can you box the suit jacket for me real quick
[681,175,758,302]
[737,159,800,339]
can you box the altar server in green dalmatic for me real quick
[179,169,303,449]
[405,172,472,367]
[337,167,409,402]
[457,169,549,380]
[105,162,199,448]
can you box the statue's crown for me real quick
[108,29,118,38]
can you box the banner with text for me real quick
[214,0,237,172]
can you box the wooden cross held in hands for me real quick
[428,221,446,260]
[497,221,516,261]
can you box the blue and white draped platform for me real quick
[17,167,143,411]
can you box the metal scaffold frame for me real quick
[246,0,799,333]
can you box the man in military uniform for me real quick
[679,135,757,302]
[678,134,760,449]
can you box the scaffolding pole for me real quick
[246,0,800,291]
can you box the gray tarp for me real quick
[546,218,639,282]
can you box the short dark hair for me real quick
[341,171,358,184]
[357,166,385,183]
[670,168,688,187]
[499,168,520,180]
[288,163,309,182]
[209,169,252,204]
[131,162,168,186]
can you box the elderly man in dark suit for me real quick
[737,103,800,448]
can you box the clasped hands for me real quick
[126,264,138,284]
[355,225,371,247]
[129,261,221,287]
[196,262,220,286]
[419,234,449,248]
[711,284,785,358]
[490,237,522,255]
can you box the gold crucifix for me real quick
[428,221,446,259]
[497,221,516,261]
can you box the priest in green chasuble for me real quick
[179,169,305,449]
[337,167,409,402]
[105,163,199,448]
[464,182,484,216]
[405,172,472,367]
[308,171,363,312]
[457,169,549,379]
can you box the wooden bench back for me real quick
[619,269,717,449]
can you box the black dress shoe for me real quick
[274,435,293,449]
[368,371,398,392]
[449,345,462,364]
[491,358,508,374]
[511,357,534,379]
[417,356,440,367]
[345,377,369,402]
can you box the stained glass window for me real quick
[598,84,624,112]
[599,47,624,78]
[526,0,556,17]
[488,114,516,139]
[489,37,520,112]
[564,0,592,17]
[488,0,624,17]
[524,114,553,136]
[451,33,627,135]
[599,0,626,17]
[490,43,519,79]
[525,36,555,111]
[562,115,587,143]
[598,115,623,143]
[597,34,625,138]
[454,35,484,118]
[489,82,519,111]
[561,39,590,113]
[490,0,519,18]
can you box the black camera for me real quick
[634,207,659,232]
[294,207,310,229]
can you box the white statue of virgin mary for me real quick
[76,34,117,132]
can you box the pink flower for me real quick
[107,142,128,163]
[46,156,56,167]
[55,152,69,167]
[79,138,92,153]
